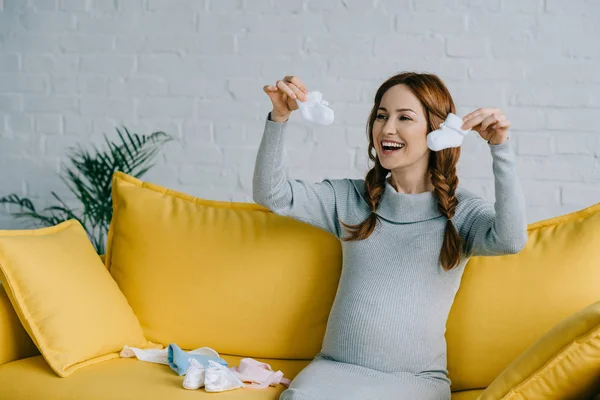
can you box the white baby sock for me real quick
[297,91,334,125]
[427,113,470,151]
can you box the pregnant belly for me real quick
[321,282,446,374]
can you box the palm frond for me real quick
[11,211,67,227]
[117,129,172,177]
[47,192,86,224]
[1,194,82,228]
[2,126,173,254]
[0,194,37,212]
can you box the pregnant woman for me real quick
[253,72,528,400]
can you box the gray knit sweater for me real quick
[253,113,528,400]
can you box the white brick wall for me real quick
[1,0,600,229]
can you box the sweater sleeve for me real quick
[455,138,528,257]
[252,113,342,238]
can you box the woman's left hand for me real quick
[461,108,510,145]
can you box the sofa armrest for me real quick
[0,283,39,367]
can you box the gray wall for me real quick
[1,0,599,229]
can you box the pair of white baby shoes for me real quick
[296,90,470,151]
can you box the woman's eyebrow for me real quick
[377,107,416,114]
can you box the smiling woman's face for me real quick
[372,84,430,171]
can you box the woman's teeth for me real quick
[381,141,405,153]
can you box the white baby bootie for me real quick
[183,358,206,390]
[204,360,245,392]
[427,113,470,151]
[297,91,334,125]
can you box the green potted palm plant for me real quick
[0,127,173,255]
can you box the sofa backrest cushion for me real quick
[446,201,600,390]
[106,172,342,360]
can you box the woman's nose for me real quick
[382,118,396,134]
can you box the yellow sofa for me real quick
[0,171,599,399]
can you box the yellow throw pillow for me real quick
[106,171,342,359]
[446,201,600,390]
[0,220,148,377]
[480,300,600,400]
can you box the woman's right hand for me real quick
[263,76,308,122]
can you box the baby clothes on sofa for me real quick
[184,357,291,392]
[231,358,292,389]
[119,343,227,375]
[167,343,228,375]
[121,344,291,393]
[184,358,246,392]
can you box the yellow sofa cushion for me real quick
[446,201,600,390]
[480,300,600,400]
[0,355,484,400]
[451,390,485,400]
[0,283,39,366]
[0,220,148,377]
[106,171,342,360]
[0,354,309,400]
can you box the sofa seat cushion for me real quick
[0,354,484,399]
[0,354,310,400]
[451,390,485,400]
